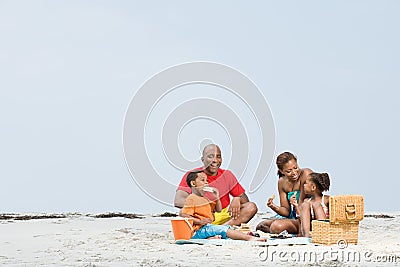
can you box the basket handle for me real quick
[345,204,356,219]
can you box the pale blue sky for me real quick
[1,1,399,213]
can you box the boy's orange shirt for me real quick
[181,194,216,231]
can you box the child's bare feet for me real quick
[206,235,222,239]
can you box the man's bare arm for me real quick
[174,190,190,208]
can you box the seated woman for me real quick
[299,172,330,237]
[256,152,312,234]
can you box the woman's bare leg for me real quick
[256,219,275,233]
[269,219,299,234]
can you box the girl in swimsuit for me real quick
[299,172,331,237]
[256,152,313,234]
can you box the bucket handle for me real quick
[184,218,194,232]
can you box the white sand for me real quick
[1,212,399,266]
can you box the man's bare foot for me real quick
[207,235,222,239]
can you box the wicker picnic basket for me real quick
[311,195,364,245]
[311,220,359,245]
[329,195,364,224]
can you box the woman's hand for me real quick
[289,192,298,208]
[266,194,276,208]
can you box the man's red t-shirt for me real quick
[177,168,245,209]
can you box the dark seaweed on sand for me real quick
[153,212,178,217]
[364,214,395,219]
[92,213,144,219]
[0,213,145,220]
[0,214,67,220]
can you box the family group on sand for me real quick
[173,144,331,242]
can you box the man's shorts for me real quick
[212,207,231,225]
[191,224,232,239]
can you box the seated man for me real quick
[174,144,258,226]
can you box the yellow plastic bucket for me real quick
[170,217,194,240]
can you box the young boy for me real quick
[180,170,266,241]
